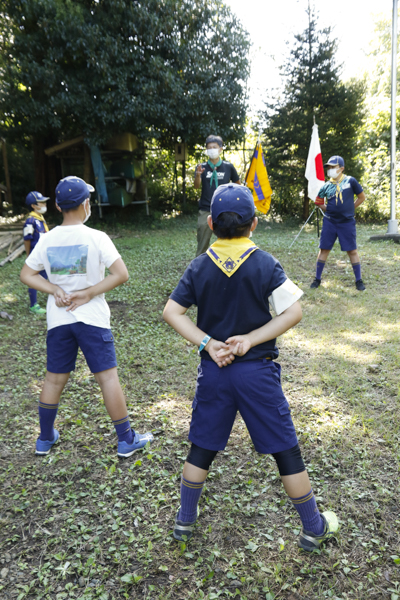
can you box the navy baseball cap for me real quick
[324,155,344,168]
[55,176,95,210]
[25,191,50,206]
[211,184,255,222]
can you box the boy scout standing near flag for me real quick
[310,155,366,291]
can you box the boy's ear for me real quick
[55,203,62,214]
[250,217,258,232]
[207,215,214,231]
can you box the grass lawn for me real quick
[0,216,399,600]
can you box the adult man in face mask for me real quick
[310,156,366,291]
[194,135,240,256]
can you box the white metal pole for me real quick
[388,0,398,234]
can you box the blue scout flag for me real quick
[245,142,272,214]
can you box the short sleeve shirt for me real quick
[198,162,240,211]
[318,176,363,223]
[23,216,47,250]
[25,224,121,331]
[169,249,287,361]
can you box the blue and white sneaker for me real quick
[35,429,60,455]
[117,431,154,458]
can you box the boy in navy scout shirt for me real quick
[311,155,366,291]
[20,176,153,458]
[23,191,50,314]
[163,183,339,551]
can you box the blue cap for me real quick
[25,191,50,206]
[210,184,255,222]
[324,155,344,168]
[55,176,95,210]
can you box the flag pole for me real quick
[388,0,398,234]
[289,208,317,249]
[245,139,258,185]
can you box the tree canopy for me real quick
[261,7,364,219]
[0,0,250,148]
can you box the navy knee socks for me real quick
[38,401,59,441]
[178,477,206,523]
[290,489,325,535]
[113,416,134,444]
[29,288,37,307]
[352,262,361,281]
[315,260,326,280]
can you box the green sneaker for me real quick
[298,511,339,551]
[30,303,46,315]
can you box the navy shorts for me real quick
[319,217,357,251]
[189,359,298,454]
[47,322,117,374]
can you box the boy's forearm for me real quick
[164,311,206,347]
[20,271,58,295]
[24,241,31,255]
[163,300,208,347]
[247,302,302,348]
[354,192,365,209]
[85,272,128,300]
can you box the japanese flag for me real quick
[305,124,324,201]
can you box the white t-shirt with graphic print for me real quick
[25,224,121,331]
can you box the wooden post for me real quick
[1,139,12,209]
[182,159,186,205]
[83,144,91,183]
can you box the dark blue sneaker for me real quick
[173,506,200,541]
[35,429,60,455]
[355,279,366,291]
[117,432,154,458]
[298,511,339,551]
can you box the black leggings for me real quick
[186,442,305,476]
[272,444,305,476]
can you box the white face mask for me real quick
[206,148,220,159]
[328,168,341,179]
[35,206,47,214]
[83,200,91,224]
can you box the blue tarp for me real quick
[90,145,108,204]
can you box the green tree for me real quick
[0,0,249,204]
[261,6,364,219]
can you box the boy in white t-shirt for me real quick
[20,176,153,457]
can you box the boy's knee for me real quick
[94,367,119,385]
[272,444,305,476]
[45,371,70,387]
[186,443,218,470]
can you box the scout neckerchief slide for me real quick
[208,158,222,188]
[207,237,258,278]
[327,173,346,205]
[29,210,49,232]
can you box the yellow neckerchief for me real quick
[206,237,258,278]
[329,173,345,205]
[29,210,49,232]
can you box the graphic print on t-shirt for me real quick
[47,245,88,275]
[206,171,227,180]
